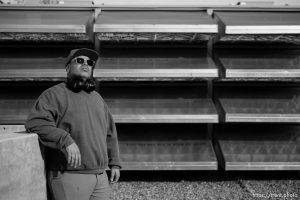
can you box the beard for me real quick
[66,74,96,93]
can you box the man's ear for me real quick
[66,64,70,72]
[65,64,71,78]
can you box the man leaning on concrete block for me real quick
[25,48,121,200]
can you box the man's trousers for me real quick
[48,171,111,200]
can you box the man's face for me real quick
[66,56,94,80]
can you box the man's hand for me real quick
[110,167,120,183]
[66,143,81,168]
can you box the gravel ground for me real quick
[110,171,300,200]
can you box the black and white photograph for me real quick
[0,0,300,199]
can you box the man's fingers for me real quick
[115,170,120,182]
[70,152,75,167]
[75,152,81,168]
[74,152,78,168]
[69,152,73,165]
[114,169,120,182]
[68,151,72,164]
[75,145,81,168]
[74,146,80,168]
[77,153,81,168]
[72,152,77,167]
[66,143,81,168]
[110,170,115,182]
[110,169,120,183]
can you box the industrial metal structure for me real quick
[1,0,300,171]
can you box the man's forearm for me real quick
[26,124,74,150]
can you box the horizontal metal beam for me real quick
[225,162,300,170]
[225,26,300,34]
[114,114,218,123]
[96,69,219,78]
[95,25,218,33]
[0,24,86,33]
[0,68,218,81]
[2,0,300,9]
[225,114,300,123]
[122,162,218,170]
[225,69,300,78]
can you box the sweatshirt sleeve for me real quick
[25,90,74,150]
[105,103,122,169]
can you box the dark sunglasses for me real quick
[73,57,95,67]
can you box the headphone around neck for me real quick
[66,78,96,93]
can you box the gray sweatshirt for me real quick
[25,82,121,173]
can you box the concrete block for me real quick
[0,125,25,135]
[0,133,46,200]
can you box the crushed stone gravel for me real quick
[110,171,300,200]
